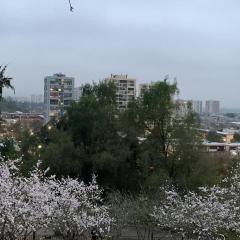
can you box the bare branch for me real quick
[68,0,74,12]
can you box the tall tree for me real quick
[124,80,207,190]
[44,81,141,191]
[0,65,14,116]
[206,131,224,143]
[125,81,178,177]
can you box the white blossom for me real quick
[0,160,111,240]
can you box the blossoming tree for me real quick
[0,160,111,240]
[152,165,240,240]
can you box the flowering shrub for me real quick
[152,165,240,240]
[0,160,111,240]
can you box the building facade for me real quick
[44,73,74,122]
[190,100,203,115]
[104,74,136,110]
[73,87,82,102]
[138,83,150,97]
[176,99,190,117]
[205,100,220,115]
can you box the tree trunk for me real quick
[33,231,36,240]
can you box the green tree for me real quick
[124,81,178,185]
[0,65,14,116]
[206,131,224,143]
[0,138,20,160]
[41,130,83,178]
[232,133,240,142]
[124,80,213,190]
[46,81,141,191]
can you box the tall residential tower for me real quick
[205,100,220,115]
[104,74,136,110]
[44,73,74,122]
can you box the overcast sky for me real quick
[1,0,240,107]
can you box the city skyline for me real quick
[2,0,240,107]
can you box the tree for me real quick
[232,133,240,142]
[68,0,74,11]
[152,161,240,240]
[109,191,159,240]
[41,129,83,178]
[0,159,111,240]
[206,131,224,143]
[0,65,14,116]
[124,80,207,190]
[56,81,142,191]
[0,138,20,160]
[152,185,231,239]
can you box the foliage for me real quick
[45,81,142,191]
[0,138,20,160]
[41,130,83,178]
[18,80,222,192]
[123,80,210,190]
[206,131,224,143]
[108,191,159,240]
[232,133,240,142]
[0,65,14,99]
[0,65,14,116]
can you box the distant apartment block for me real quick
[205,100,220,115]
[44,73,74,122]
[138,83,150,97]
[190,100,203,115]
[73,87,82,102]
[13,96,30,103]
[104,74,136,110]
[177,99,190,117]
[31,94,43,103]
[176,99,202,117]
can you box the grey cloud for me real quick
[1,0,240,107]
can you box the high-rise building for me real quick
[138,83,150,97]
[73,87,82,102]
[104,74,136,110]
[31,94,37,104]
[36,94,43,103]
[205,100,220,115]
[177,99,189,117]
[44,73,74,122]
[190,100,203,115]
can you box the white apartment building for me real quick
[205,100,220,115]
[177,99,190,117]
[44,73,74,122]
[73,87,82,102]
[190,100,203,115]
[138,83,150,97]
[104,74,136,110]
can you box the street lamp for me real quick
[37,144,42,158]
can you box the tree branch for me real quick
[68,0,74,12]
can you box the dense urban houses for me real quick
[104,74,136,110]
[44,73,74,122]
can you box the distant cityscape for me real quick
[5,73,222,122]
[3,72,240,157]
